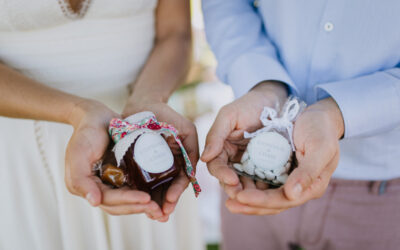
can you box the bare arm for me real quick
[0,63,89,126]
[121,0,196,222]
[0,0,194,220]
[124,0,191,108]
[0,44,163,220]
[0,0,191,125]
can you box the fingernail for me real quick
[86,193,96,206]
[201,145,211,159]
[292,183,303,199]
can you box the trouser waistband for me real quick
[330,177,400,195]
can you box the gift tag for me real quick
[134,133,174,173]
[247,131,291,172]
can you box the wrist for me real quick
[123,93,168,118]
[67,99,110,129]
[249,80,289,107]
[129,81,171,104]
[128,92,168,105]
[313,98,345,139]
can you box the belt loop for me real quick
[378,181,388,196]
[369,181,388,195]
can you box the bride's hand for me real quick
[123,100,199,222]
[65,100,164,218]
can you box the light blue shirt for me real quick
[202,0,400,180]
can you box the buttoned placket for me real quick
[306,0,338,104]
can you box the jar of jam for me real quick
[121,130,180,192]
[96,112,183,205]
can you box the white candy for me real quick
[285,162,291,170]
[276,174,289,183]
[233,163,244,172]
[241,151,249,163]
[273,166,287,176]
[232,131,293,185]
[243,160,255,175]
[254,168,266,179]
[264,170,276,181]
[247,132,291,173]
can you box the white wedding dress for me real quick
[0,1,203,250]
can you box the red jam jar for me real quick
[121,131,180,192]
[98,112,181,205]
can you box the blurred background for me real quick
[167,1,235,249]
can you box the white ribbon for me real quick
[244,99,300,151]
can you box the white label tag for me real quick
[134,133,174,173]
[247,132,291,172]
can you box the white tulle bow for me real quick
[244,99,300,151]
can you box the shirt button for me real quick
[324,22,334,32]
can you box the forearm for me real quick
[125,0,191,111]
[0,63,89,126]
[308,97,345,140]
[128,34,191,104]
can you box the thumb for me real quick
[284,142,336,201]
[201,107,236,162]
[71,176,102,207]
[65,158,102,207]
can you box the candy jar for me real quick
[233,98,305,186]
[95,112,200,205]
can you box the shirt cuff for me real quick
[225,52,297,98]
[315,71,400,138]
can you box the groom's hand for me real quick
[224,98,344,215]
[201,81,288,199]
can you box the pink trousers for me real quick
[221,178,400,250]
